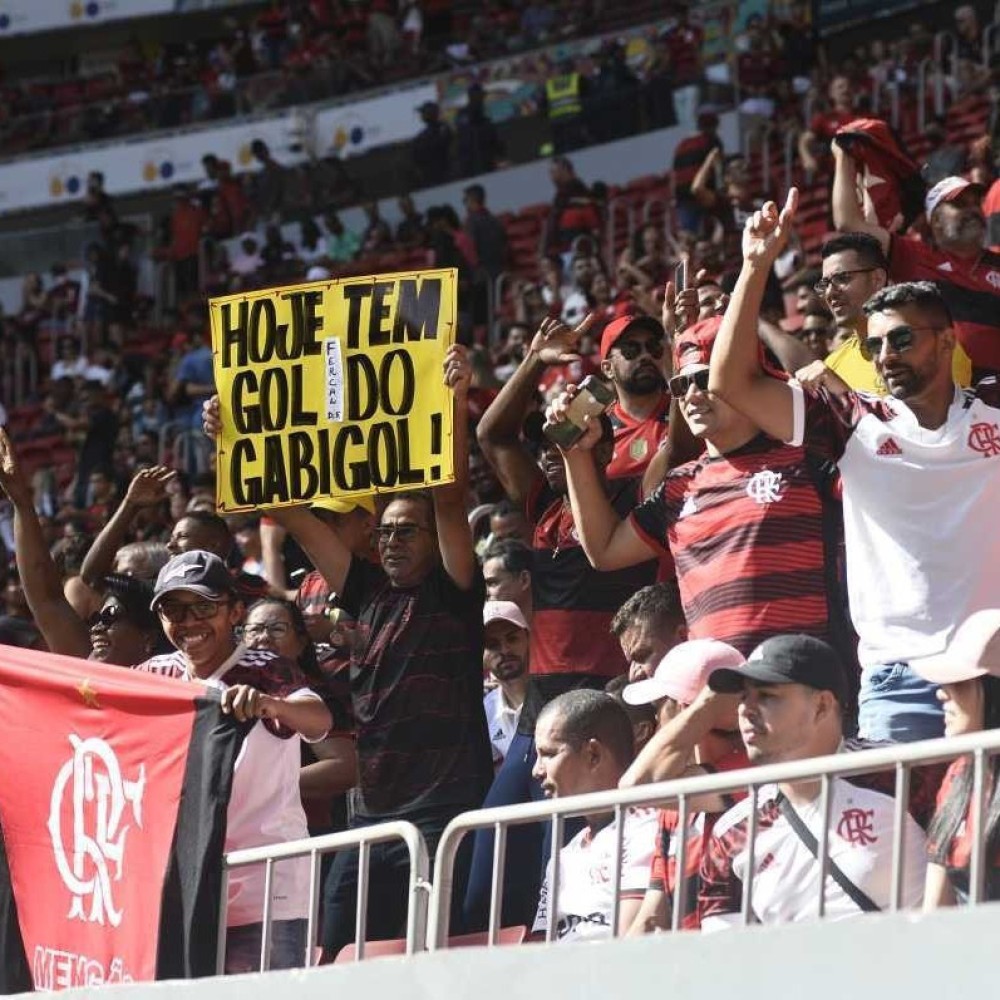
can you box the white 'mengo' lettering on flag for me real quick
[325,338,344,422]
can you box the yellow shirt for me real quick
[825,334,972,392]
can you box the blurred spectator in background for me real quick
[360,201,393,255]
[249,138,287,222]
[323,211,362,263]
[463,184,507,279]
[456,83,504,178]
[799,76,857,176]
[395,195,427,249]
[544,157,601,253]
[412,100,453,187]
[661,8,703,126]
[542,60,588,154]
[155,187,206,300]
[673,111,724,236]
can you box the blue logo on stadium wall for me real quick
[0,15,10,31]
[65,176,81,195]
[86,1,101,17]
[161,161,174,179]
[351,125,364,146]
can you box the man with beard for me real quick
[599,314,671,482]
[477,314,657,689]
[709,189,1000,742]
[483,600,532,768]
[834,148,1000,379]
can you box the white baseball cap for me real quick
[925,176,983,217]
[623,639,745,707]
[910,610,1000,685]
[483,600,529,631]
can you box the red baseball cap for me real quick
[672,316,722,373]
[599,313,666,361]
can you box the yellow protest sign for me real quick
[210,268,457,513]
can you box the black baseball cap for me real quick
[708,634,849,705]
[151,550,235,608]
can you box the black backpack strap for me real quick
[775,791,881,914]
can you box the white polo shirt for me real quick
[790,383,1000,666]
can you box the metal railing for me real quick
[217,821,430,973]
[426,729,1000,948]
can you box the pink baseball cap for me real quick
[623,639,745,707]
[910,610,1000,685]
[925,176,984,217]
[483,600,529,631]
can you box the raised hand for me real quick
[0,427,30,506]
[124,465,176,508]
[530,314,595,366]
[544,385,604,453]
[443,343,471,400]
[742,188,799,266]
[203,395,222,438]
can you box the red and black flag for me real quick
[0,648,244,992]
[833,118,926,231]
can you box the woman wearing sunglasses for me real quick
[912,611,1000,907]
[0,429,163,667]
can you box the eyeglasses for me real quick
[862,325,941,358]
[374,522,430,544]
[242,622,291,640]
[156,598,229,623]
[614,338,665,361]
[814,268,879,294]
[87,604,128,630]
[668,369,711,397]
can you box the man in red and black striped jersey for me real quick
[834,146,1000,380]
[599,314,671,482]
[672,111,723,234]
[477,314,657,698]
[205,346,493,959]
[548,316,852,664]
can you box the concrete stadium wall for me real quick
[45,902,1000,1000]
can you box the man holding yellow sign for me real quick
[204,267,491,958]
[210,268,458,511]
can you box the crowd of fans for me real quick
[3,0,1000,977]
[0,0,648,157]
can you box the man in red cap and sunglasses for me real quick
[598,313,671,482]
[546,316,853,668]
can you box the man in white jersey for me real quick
[483,600,531,767]
[709,187,1000,741]
[531,689,657,941]
[699,634,926,929]
[136,549,332,973]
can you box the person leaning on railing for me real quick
[911,611,1000,908]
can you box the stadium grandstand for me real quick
[1,0,1000,995]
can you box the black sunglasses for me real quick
[668,369,710,397]
[862,324,939,359]
[614,338,665,361]
[87,604,129,629]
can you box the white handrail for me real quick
[427,728,1000,948]
[217,820,430,973]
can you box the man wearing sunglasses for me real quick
[546,314,850,670]
[811,233,971,393]
[834,145,1000,380]
[710,188,1000,744]
[136,548,332,972]
[598,313,671,481]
